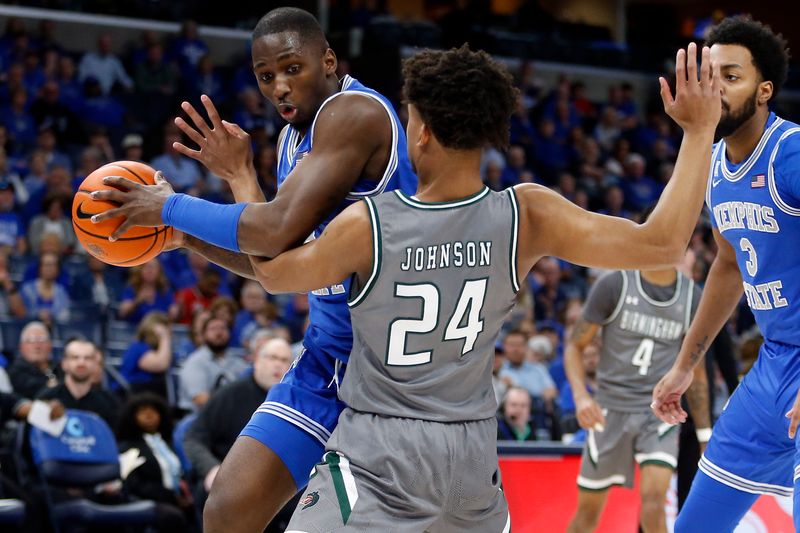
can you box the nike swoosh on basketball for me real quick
[75,202,101,220]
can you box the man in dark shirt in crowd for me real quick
[184,338,292,494]
[36,338,120,427]
[9,321,58,398]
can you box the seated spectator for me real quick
[560,341,600,438]
[118,259,178,324]
[533,257,568,322]
[80,77,126,130]
[134,42,177,96]
[34,127,72,173]
[116,393,193,531]
[150,125,203,194]
[37,338,120,427]
[0,389,63,425]
[620,153,661,212]
[500,145,530,188]
[29,81,84,149]
[0,250,25,318]
[28,193,76,252]
[185,54,223,102]
[20,251,70,325]
[178,315,247,412]
[184,338,292,495]
[1,87,36,153]
[597,184,631,219]
[594,106,621,153]
[68,255,122,313]
[232,87,268,133]
[56,55,83,113]
[208,296,237,327]
[0,146,29,206]
[8,321,57,397]
[492,341,512,405]
[168,20,208,77]
[175,266,221,325]
[498,329,557,404]
[0,178,25,256]
[497,387,537,442]
[120,133,144,162]
[78,33,134,95]
[120,312,173,397]
[232,281,267,344]
[23,163,72,225]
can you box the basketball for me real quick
[72,161,173,267]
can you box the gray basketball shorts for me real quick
[285,408,511,532]
[577,408,679,490]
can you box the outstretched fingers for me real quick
[201,94,224,130]
[175,116,206,147]
[181,100,212,136]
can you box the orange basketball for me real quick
[72,160,174,267]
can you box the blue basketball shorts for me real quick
[677,340,800,531]
[239,344,347,489]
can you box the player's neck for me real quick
[414,149,484,203]
[640,268,677,286]
[724,108,770,164]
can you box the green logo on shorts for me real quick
[301,491,320,509]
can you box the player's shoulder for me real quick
[316,91,389,131]
[591,269,626,294]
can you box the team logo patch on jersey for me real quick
[301,491,320,509]
[751,174,766,188]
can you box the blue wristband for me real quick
[162,194,246,252]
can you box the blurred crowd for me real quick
[0,13,773,532]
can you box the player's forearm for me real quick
[228,165,267,203]
[676,259,743,371]
[641,130,715,262]
[564,343,589,400]
[685,363,712,429]
[183,235,256,279]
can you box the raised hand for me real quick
[651,365,694,425]
[659,43,722,134]
[174,94,256,182]
[90,171,175,241]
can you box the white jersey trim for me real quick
[348,197,381,307]
[719,117,784,182]
[635,451,677,468]
[577,474,626,490]
[634,270,682,307]
[698,456,793,497]
[395,186,490,209]
[502,512,511,533]
[684,276,694,332]
[767,127,800,217]
[602,271,628,325]
[337,453,360,513]
[507,188,521,293]
[255,401,332,445]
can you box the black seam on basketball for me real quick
[110,229,162,266]
[73,222,166,242]
[109,163,149,185]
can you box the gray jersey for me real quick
[343,187,520,422]
[586,270,699,411]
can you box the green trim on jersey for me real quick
[506,188,521,293]
[639,459,676,470]
[577,482,622,492]
[326,452,353,524]
[348,197,382,308]
[394,186,490,210]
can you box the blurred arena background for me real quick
[0,1,795,531]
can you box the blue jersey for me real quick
[276,75,417,362]
[707,112,800,346]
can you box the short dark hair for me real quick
[402,45,519,150]
[252,7,327,53]
[706,16,790,98]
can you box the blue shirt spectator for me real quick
[151,132,203,193]
[498,330,557,402]
[20,252,70,325]
[78,33,133,95]
[119,312,173,397]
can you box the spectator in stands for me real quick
[28,193,76,252]
[532,118,568,182]
[168,20,208,77]
[232,281,270,345]
[254,144,278,200]
[87,127,116,164]
[23,163,72,224]
[78,33,134,95]
[499,329,557,404]
[604,137,631,177]
[0,62,25,106]
[56,55,83,112]
[9,321,57,398]
[593,106,621,152]
[120,311,173,397]
[1,87,36,154]
[121,133,144,162]
[185,53,224,104]
[533,257,568,322]
[118,259,178,324]
[598,184,630,219]
[34,127,72,173]
[484,159,504,191]
[20,251,70,325]
[500,144,529,188]
[0,178,25,255]
[0,250,24,318]
[492,342,511,405]
[134,42,177,96]
[0,389,63,425]
[68,255,121,314]
[150,125,203,193]
[37,338,120,427]
[81,77,126,130]
[497,387,537,442]
[620,153,661,211]
[560,341,600,436]
[0,146,28,205]
[175,266,221,325]
[232,87,268,134]
[184,338,292,495]
[178,315,246,412]
[116,393,193,530]
[208,297,237,328]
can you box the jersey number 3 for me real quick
[387,279,488,366]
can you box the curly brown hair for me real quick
[402,45,519,150]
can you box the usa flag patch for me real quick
[751,174,765,188]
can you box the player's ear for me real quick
[758,80,773,105]
[323,47,337,77]
[418,123,431,148]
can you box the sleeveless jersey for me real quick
[276,75,417,362]
[342,187,521,422]
[706,112,800,346]
[595,270,695,411]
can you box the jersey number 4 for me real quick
[631,338,655,376]
[387,279,488,366]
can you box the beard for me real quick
[207,338,229,354]
[715,89,758,138]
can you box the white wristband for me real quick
[696,428,712,443]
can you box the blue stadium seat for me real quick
[28,410,157,531]
[0,499,25,526]
[106,320,136,345]
[172,413,197,475]
[0,318,27,356]
[52,319,102,346]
